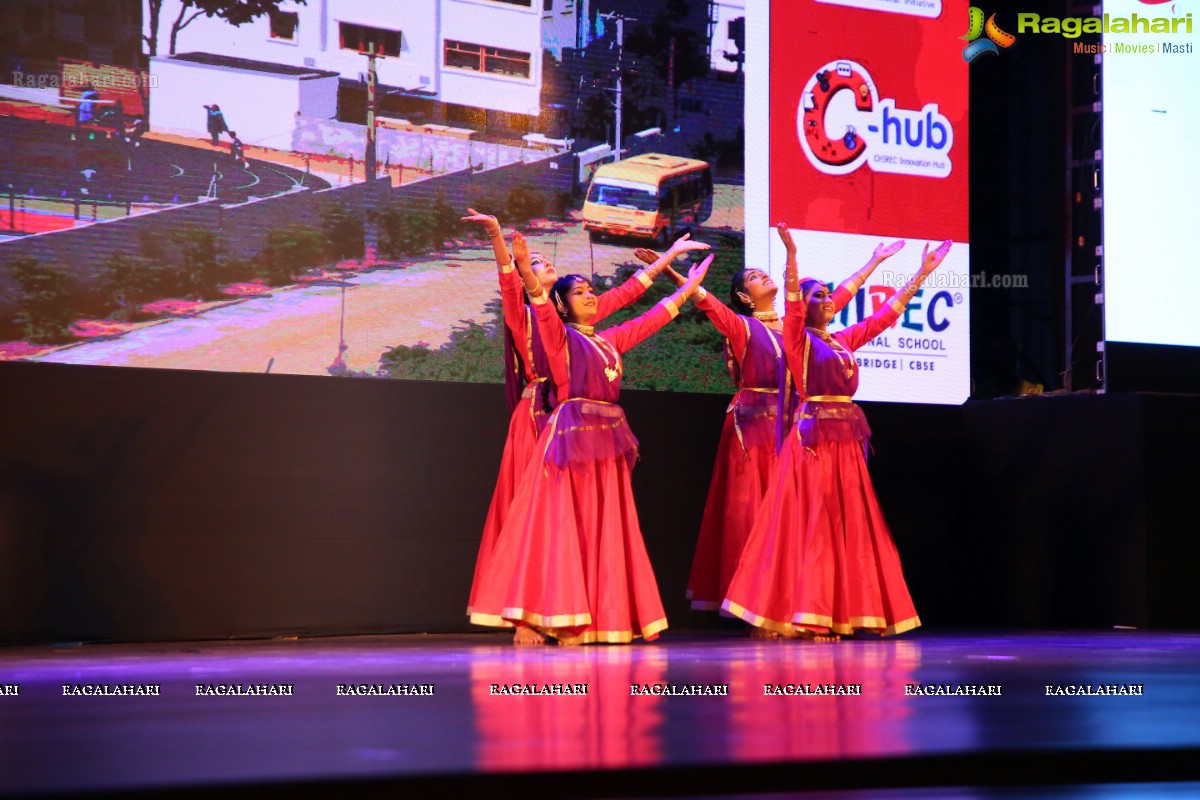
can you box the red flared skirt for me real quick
[467,394,540,615]
[722,436,920,636]
[469,452,668,645]
[686,412,779,610]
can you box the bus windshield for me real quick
[588,181,659,212]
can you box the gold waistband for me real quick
[729,388,782,453]
[521,376,548,399]
[558,397,622,417]
[804,395,853,404]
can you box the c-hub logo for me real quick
[796,59,953,179]
[961,7,1017,62]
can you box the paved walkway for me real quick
[34,218,656,376]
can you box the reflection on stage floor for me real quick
[1,631,1198,797]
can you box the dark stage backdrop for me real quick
[1,361,1196,644]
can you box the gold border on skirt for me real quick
[723,601,921,637]
[470,609,669,644]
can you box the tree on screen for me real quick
[171,227,227,298]
[9,258,76,344]
[565,0,708,144]
[624,0,709,90]
[143,0,308,57]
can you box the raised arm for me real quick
[597,234,711,321]
[463,209,526,338]
[778,223,809,379]
[531,291,569,394]
[464,207,513,272]
[514,232,569,392]
[831,240,906,312]
[839,240,952,351]
[695,290,749,356]
[594,267,652,323]
[637,244,747,351]
[601,255,713,354]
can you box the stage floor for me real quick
[1,631,1199,798]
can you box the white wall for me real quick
[147,0,547,114]
[148,1,438,92]
[541,0,579,60]
[743,0,768,276]
[297,74,338,120]
[710,0,746,74]
[439,0,542,115]
[150,57,332,150]
[325,0,440,93]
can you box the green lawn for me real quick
[378,232,747,394]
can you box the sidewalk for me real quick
[24,218,642,375]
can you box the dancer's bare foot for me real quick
[796,628,841,643]
[513,626,546,646]
[749,625,801,639]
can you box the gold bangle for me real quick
[889,287,914,314]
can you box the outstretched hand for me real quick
[461,207,500,235]
[633,248,660,266]
[685,254,715,292]
[669,232,711,257]
[873,240,906,262]
[512,231,533,275]
[920,240,953,276]
[776,222,797,257]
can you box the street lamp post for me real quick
[362,45,381,265]
[365,49,378,182]
[613,16,623,163]
[598,13,631,163]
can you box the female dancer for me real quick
[632,239,905,616]
[721,223,951,640]
[462,209,708,618]
[471,232,713,645]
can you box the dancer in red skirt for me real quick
[471,232,713,645]
[722,223,952,640]
[461,209,709,616]
[638,235,905,617]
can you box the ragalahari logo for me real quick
[961,8,1017,62]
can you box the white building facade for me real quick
[708,0,745,74]
[146,0,586,124]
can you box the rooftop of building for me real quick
[158,52,340,80]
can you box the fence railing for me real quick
[1,192,174,235]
